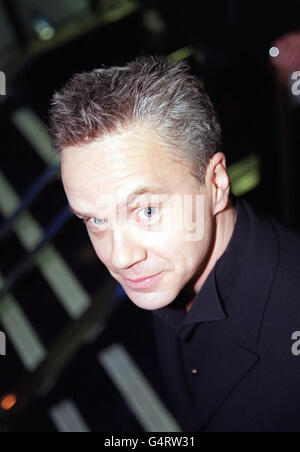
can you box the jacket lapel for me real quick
[181,200,280,431]
[188,330,260,431]
[152,198,280,432]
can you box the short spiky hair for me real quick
[49,55,222,185]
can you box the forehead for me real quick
[61,126,197,214]
[62,126,191,184]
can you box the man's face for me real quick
[61,125,215,311]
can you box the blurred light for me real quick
[33,17,56,41]
[101,0,138,24]
[169,46,195,63]
[49,400,91,433]
[228,153,261,197]
[269,47,280,58]
[143,9,166,35]
[1,394,17,411]
[99,344,182,432]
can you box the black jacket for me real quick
[152,195,300,432]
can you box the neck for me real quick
[185,197,237,313]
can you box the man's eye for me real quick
[137,206,158,221]
[84,218,106,227]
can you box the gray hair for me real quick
[49,55,222,185]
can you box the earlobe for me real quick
[213,185,223,215]
[212,167,230,216]
[213,183,230,216]
[206,152,230,216]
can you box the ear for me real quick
[206,152,231,216]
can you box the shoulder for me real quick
[268,215,300,291]
[257,213,300,345]
[239,196,300,291]
[237,198,300,326]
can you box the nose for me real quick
[110,227,147,270]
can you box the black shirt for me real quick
[151,194,267,430]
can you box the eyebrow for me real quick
[68,185,164,218]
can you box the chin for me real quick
[127,291,176,311]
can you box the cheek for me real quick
[176,217,213,270]
[154,231,193,267]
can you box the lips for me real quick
[125,273,161,283]
[123,272,164,289]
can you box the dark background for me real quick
[0,0,299,432]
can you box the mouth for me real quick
[123,272,164,289]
